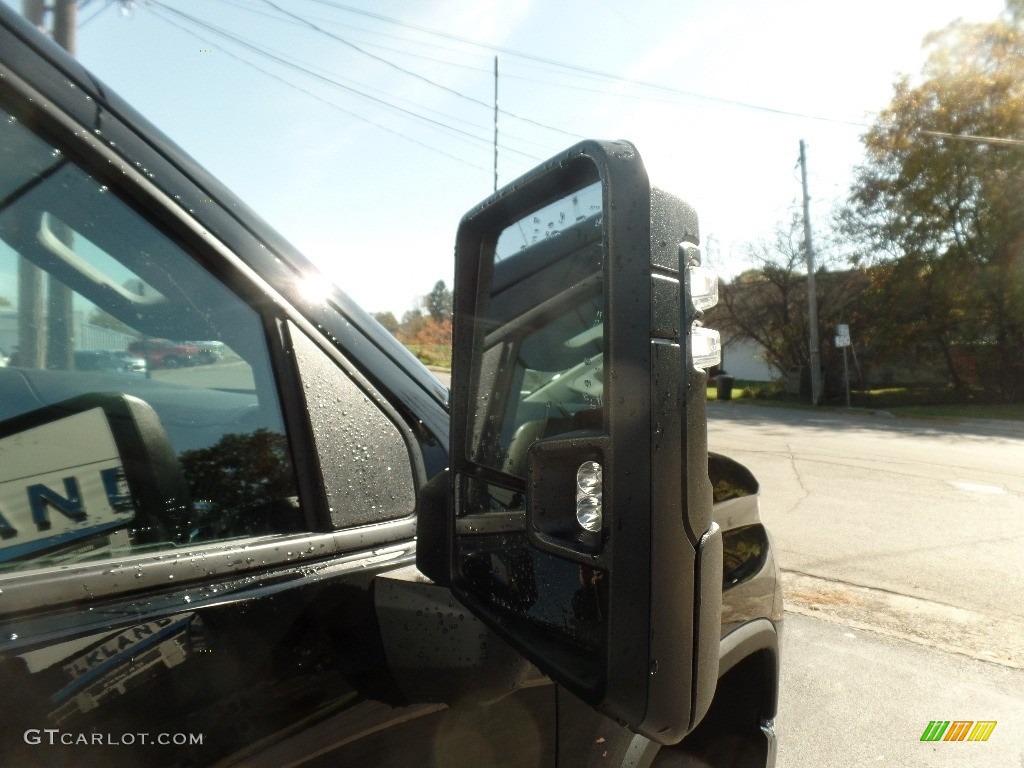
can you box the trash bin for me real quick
[715,374,734,401]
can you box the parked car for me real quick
[0,7,779,768]
[127,338,200,369]
[188,341,227,365]
[73,350,147,376]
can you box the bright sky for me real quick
[1,0,1007,316]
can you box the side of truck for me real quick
[0,5,780,767]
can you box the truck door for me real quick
[0,11,556,767]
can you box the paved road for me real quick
[779,613,1024,768]
[709,403,1024,667]
[709,404,1024,764]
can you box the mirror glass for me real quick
[466,181,604,480]
[455,177,608,687]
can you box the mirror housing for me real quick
[419,140,721,743]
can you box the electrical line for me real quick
[147,5,495,173]
[157,2,1024,155]
[201,2,562,152]
[218,0,866,134]
[149,1,543,163]
[213,0,487,63]
[259,0,583,140]
[79,0,114,29]
[216,0,864,130]
[304,0,1024,147]
[213,0,502,71]
[920,129,1024,147]
[263,0,498,112]
[306,0,870,128]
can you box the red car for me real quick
[127,338,200,369]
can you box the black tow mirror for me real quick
[418,140,722,743]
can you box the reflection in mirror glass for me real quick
[467,182,605,484]
[493,181,602,262]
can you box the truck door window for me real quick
[0,103,302,573]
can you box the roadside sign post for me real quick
[835,324,851,408]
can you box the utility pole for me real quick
[17,0,47,369]
[18,0,76,371]
[53,0,76,53]
[493,56,499,192]
[799,139,822,405]
[47,0,76,371]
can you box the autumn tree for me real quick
[845,2,1024,399]
[371,281,454,367]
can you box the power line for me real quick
[212,0,500,70]
[259,0,583,140]
[262,0,494,109]
[216,0,868,132]
[198,7,562,152]
[307,0,870,128]
[149,2,543,162]
[78,0,114,28]
[147,5,495,173]
[305,0,1024,148]
[920,129,1024,147]
[150,2,1024,155]
[213,1,864,129]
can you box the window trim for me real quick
[0,58,420,611]
[0,527,416,616]
[0,536,415,638]
[279,319,423,530]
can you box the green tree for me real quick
[846,2,1024,398]
[371,310,399,335]
[423,279,452,322]
[177,429,297,539]
[714,214,866,392]
[398,307,425,342]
